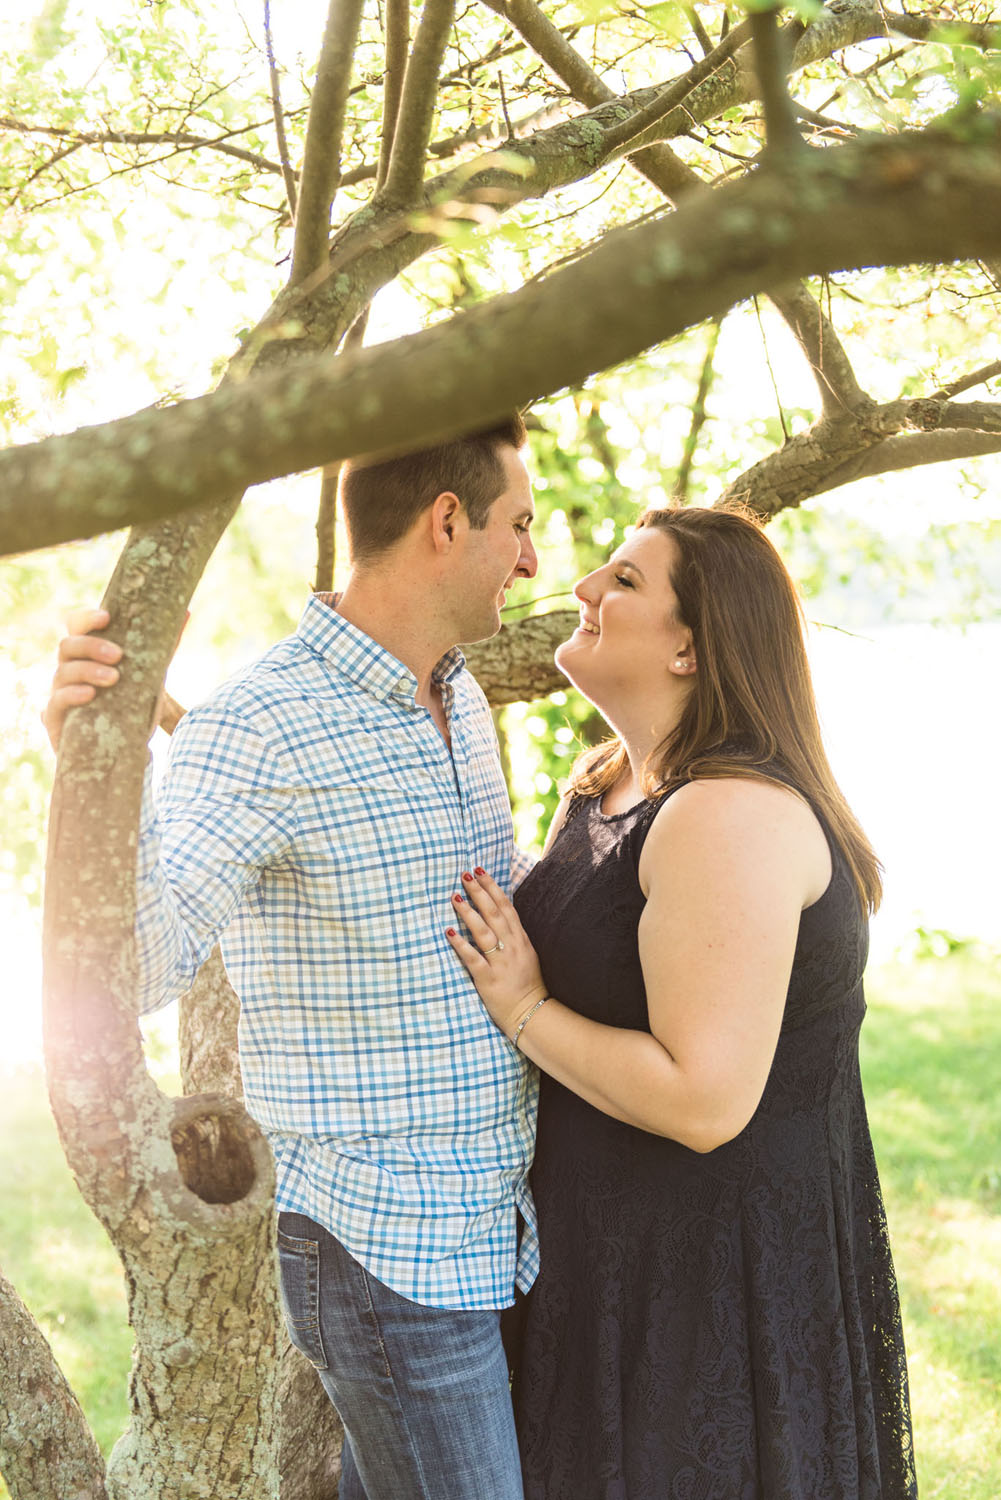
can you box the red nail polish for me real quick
[446,928,456,937]
[474,866,486,877]
[453,893,464,903]
[462,871,474,883]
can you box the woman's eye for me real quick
[614,573,634,587]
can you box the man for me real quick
[44,416,540,1500]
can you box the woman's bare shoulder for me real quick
[641,775,830,904]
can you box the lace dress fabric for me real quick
[511,788,917,1500]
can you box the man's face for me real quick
[455,445,538,643]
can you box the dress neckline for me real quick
[595,791,653,824]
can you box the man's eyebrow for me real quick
[515,509,535,524]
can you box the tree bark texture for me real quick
[465,610,577,704]
[381,0,457,204]
[720,395,1001,516]
[0,1265,108,1500]
[103,1099,280,1499]
[179,947,244,1101]
[178,948,345,1500]
[289,0,368,285]
[276,1346,343,1500]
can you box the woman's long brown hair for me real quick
[569,505,883,913]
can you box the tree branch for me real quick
[931,359,1001,400]
[382,0,458,204]
[768,282,868,415]
[478,0,612,106]
[314,468,340,592]
[477,0,702,201]
[289,0,367,285]
[263,0,299,219]
[377,0,411,188]
[809,429,1001,493]
[871,397,1001,436]
[882,6,1001,51]
[487,0,855,474]
[335,100,573,190]
[158,689,186,735]
[795,103,866,139]
[1,24,548,202]
[256,0,975,365]
[598,15,755,158]
[255,82,709,369]
[44,494,284,1491]
[6,121,1001,556]
[719,391,1001,517]
[0,115,289,177]
[791,0,1001,71]
[686,5,715,59]
[749,6,805,157]
[464,610,577,703]
[674,317,723,499]
[0,1265,107,1500]
[312,313,370,590]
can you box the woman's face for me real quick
[555,526,696,707]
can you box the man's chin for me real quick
[459,610,503,646]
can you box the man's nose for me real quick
[517,533,539,579]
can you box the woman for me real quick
[446,505,917,1500]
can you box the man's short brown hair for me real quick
[339,413,528,563]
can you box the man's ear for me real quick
[430,492,463,554]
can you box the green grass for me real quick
[0,951,999,1499]
[860,950,1001,1498]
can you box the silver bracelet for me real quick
[511,995,550,1050]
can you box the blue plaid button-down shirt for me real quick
[135,595,540,1308]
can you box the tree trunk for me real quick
[41,503,283,1498]
[0,1264,107,1500]
[179,948,244,1101]
[179,950,345,1499]
[104,1097,280,1499]
[277,1348,344,1500]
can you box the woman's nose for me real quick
[574,570,600,604]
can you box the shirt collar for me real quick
[298,594,466,706]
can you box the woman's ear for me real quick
[669,637,696,675]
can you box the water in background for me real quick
[808,620,1001,957]
[4,621,999,1066]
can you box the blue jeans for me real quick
[276,1212,524,1500]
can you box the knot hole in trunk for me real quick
[170,1096,258,1204]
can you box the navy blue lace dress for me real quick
[511,788,917,1500]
